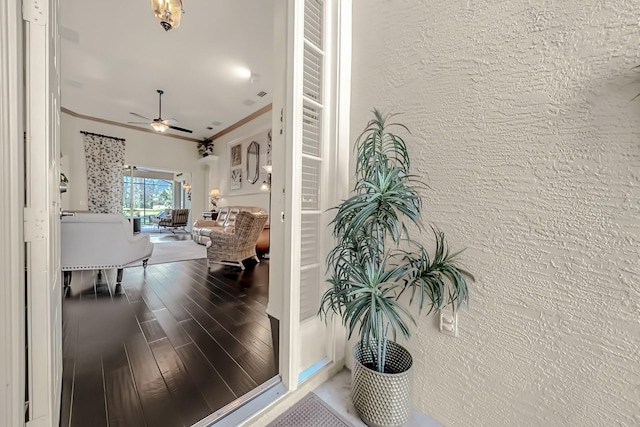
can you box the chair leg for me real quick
[253,255,260,264]
[63,271,72,294]
[116,268,124,284]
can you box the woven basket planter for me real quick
[352,341,413,427]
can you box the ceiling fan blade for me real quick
[168,125,193,133]
[127,121,151,125]
[129,112,151,121]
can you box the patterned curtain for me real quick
[82,132,126,214]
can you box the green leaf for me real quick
[319,109,475,372]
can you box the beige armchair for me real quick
[205,211,268,270]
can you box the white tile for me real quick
[313,368,442,427]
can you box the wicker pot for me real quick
[352,341,413,427]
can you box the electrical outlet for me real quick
[439,310,458,337]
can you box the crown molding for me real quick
[209,104,272,141]
[61,107,201,143]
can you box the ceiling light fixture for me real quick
[151,0,184,32]
[150,121,169,132]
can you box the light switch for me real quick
[439,310,458,337]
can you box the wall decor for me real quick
[246,141,260,184]
[226,127,271,195]
[197,140,214,157]
[231,144,242,167]
[81,131,126,214]
[231,168,242,190]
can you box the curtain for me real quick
[82,132,126,214]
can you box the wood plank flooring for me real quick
[60,258,277,427]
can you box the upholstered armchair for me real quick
[61,213,154,290]
[205,211,268,270]
[149,209,169,229]
[158,208,190,232]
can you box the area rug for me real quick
[267,393,354,427]
[129,240,206,267]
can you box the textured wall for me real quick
[350,1,640,425]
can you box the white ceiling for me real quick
[60,0,274,140]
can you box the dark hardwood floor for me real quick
[60,258,277,427]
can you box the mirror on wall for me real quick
[246,141,260,184]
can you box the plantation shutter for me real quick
[299,0,325,321]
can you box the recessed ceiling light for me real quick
[242,99,256,106]
[236,66,252,79]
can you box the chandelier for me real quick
[151,0,184,32]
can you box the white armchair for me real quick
[61,213,154,290]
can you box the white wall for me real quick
[351,1,640,426]
[211,111,272,211]
[60,112,204,227]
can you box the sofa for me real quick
[61,213,154,290]
[191,206,267,246]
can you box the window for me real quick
[122,176,173,224]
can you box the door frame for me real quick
[0,0,354,424]
[278,0,352,391]
[0,0,26,426]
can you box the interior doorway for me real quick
[0,2,350,425]
[57,0,280,422]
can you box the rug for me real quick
[267,393,354,427]
[129,240,206,267]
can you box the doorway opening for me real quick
[58,1,280,424]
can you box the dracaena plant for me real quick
[319,109,473,373]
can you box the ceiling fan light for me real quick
[151,0,183,31]
[150,121,169,132]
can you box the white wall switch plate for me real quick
[439,310,458,337]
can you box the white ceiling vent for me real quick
[257,91,267,97]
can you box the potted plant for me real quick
[319,109,473,427]
[198,140,214,157]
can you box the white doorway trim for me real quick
[276,0,352,393]
[0,0,25,426]
[1,0,353,424]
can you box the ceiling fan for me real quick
[128,89,193,133]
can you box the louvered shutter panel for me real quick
[299,0,325,321]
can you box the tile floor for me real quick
[313,369,442,427]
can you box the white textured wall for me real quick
[351,1,640,425]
